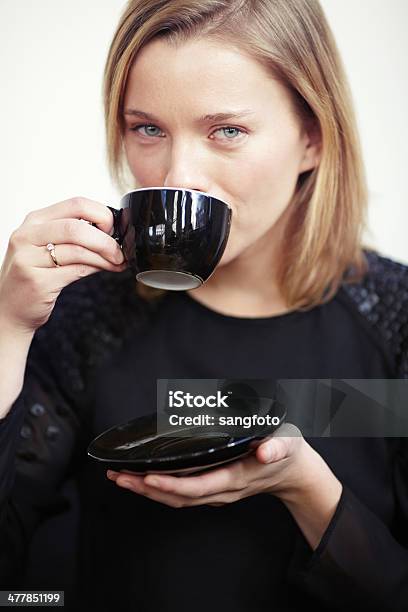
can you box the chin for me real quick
[217,238,248,268]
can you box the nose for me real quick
[162,145,211,195]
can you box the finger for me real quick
[24,218,124,265]
[36,243,127,272]
[29,261,121,289]
[113,474,194,508]
[143,464,240,498]
[106,471,119,481]
[272,422,302,438]
[115,475,242,508]
[256,423,303,464]
[24,197,116,236]
[113,471,144,486]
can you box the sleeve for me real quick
[0,269,148,587]
[0,336,85,587]
[287,438,408,612]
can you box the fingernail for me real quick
[107,470,118,480]
[118,479,133,489]
[145,477,160,488]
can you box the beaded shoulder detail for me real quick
[28,270,155,403]
[341,250,408,378]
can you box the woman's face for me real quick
[122,37,319,268]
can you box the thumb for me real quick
[256,422,302,464]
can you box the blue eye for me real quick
[213,127,243,139]
[130,124,163,137]
[129,124,246,142]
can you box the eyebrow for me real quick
[123,108,256,123]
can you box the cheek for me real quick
[233,139,301,226]
[219,138,301,260]
[124,139,164,185]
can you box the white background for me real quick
[1,0,407,264]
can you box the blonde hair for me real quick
[103,0,370,308]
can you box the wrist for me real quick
[0,309,35,343]
[271,442,343,550]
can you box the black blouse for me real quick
[1,249,408,612]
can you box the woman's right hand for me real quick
[0,196,127,335]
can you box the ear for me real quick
[298,119,322,174]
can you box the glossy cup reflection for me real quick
[110,188,232,290]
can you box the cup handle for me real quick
[107,205,123,244]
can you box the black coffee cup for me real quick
[108,187,232,290]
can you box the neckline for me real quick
[174,290,307,326]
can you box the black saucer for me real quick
[87,407,286,475]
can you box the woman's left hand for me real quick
[106,423,323,507]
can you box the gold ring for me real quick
[46,242,60,267]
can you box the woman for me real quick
[0,1,407,611]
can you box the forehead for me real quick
[124,37,287,112]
